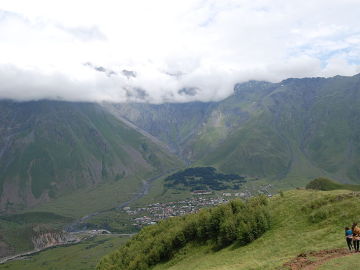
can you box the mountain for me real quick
[2,74,360,268]
[203,75,360,185]
[0,100,181,212]
[107,74,360,186]
[104,102,216,161]
[2,73,360,211]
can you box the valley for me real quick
[2,1,360,269]
[1,74,360,269]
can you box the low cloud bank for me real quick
[0,0,360,103]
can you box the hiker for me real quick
[345,227,353,251]
[352,223,360,252]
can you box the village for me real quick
[122,184,273,227]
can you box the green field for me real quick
[26,174,148,218]
[0,235,130,270]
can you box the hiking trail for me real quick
[283,248,359,270]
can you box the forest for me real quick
[164,167,247,191]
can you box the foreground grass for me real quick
[146,189,360,270]
[318,253,360,269]
[0,235,129,270]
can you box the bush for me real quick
[305,177,342,191]
[97,196,271,270]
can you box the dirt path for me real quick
[283,248,357,270]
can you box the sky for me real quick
[0,0,360,103]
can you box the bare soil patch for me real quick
[283,248,356,270]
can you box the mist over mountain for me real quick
[1,1,360,104]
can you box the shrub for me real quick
[97,196,271,270]
[306,177,341,191]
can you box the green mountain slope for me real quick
[0,101,181,212]
[105,102,216,160]
[98,189,360,270]
[106,82,272,163]
[107,74,360,186]
[200,75,360,185]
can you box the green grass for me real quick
[26,174,149,218]
[199,112,291,179]
[317,253,360,269]
[131,189,360,270]
[127,172,192,207]
[0,212,71,225]
[83,210,138,233]
[0,235,130,270]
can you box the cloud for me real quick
[57,25,106,42]
[0,0,360,103]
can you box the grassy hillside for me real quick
[26,174,146,218]
[199,75,360,186]
[107,102,216,157]
[97,196,270,270]
[0,100,181,212]
[98,189,360,270]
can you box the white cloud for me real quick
[0,0,360,103]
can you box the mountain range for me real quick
[1,73,360,211]
[108,74,360,185]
